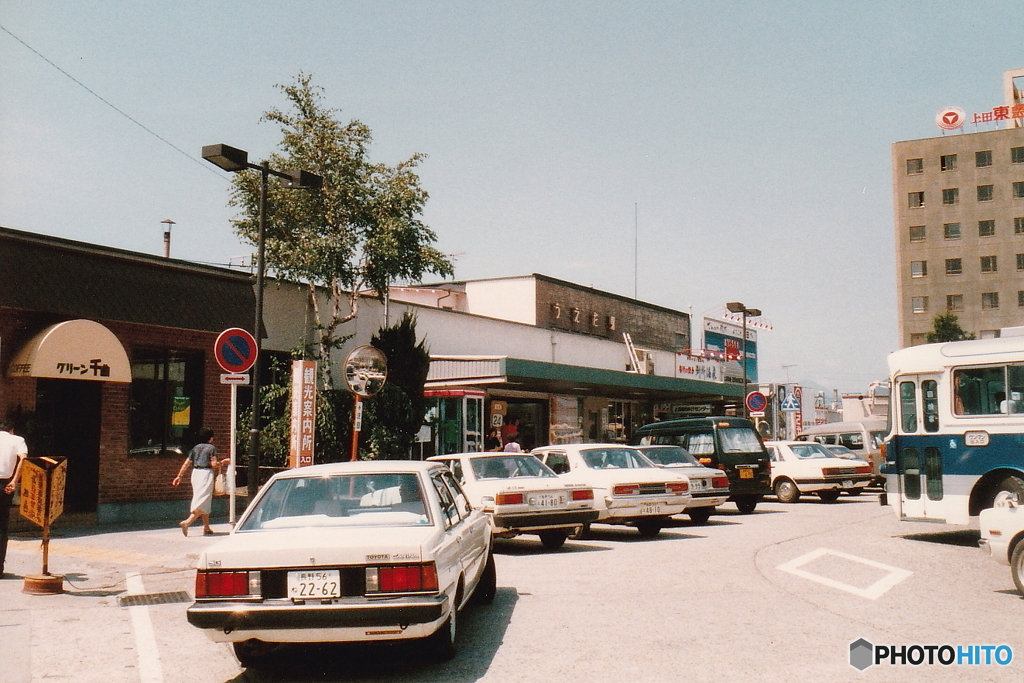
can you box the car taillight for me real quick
[667,481,689,494]
[195,570,259,598]
[571,488,594,501]
[613,484,639,496]
[366,563,438,593]
[495,492,524,505]
[712,476,730,488]
[822,468,840,476]
[855,466,871,474]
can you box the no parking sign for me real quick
[214,328,258,374]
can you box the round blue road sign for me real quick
[215,328,258,374]
[746,391,768,413]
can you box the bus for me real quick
[885,334,1024,524]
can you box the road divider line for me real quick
[126,572,164,683]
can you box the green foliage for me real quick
[926,313,976,343]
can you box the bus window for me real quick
[903,447,921,500]
[899,381,918,433]
[923,380,939,432]
[954,367,1003,415]
[925,447,943,500]
[1007,365,1024,414]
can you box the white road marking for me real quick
[775,547,912,600]
[126,572,164,683]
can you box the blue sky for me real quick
[2,1,1022,395]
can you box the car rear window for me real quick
[580,447,650,469]
[718,428,763,453]
[238,473,430,531]
[471,455,554,480]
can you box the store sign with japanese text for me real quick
[289,361,317,468]
[675,353,723,383]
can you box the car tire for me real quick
[473,552,497,604]
[635,519,663,537]
[687,507,713,525]
[1011,541,1024,597]
[818,490,841,503]
[774,479,800,504]
[990,475,1024,509]
[735,495,760,514]
[426,604,458,661]
[538,530,569,549]
[233,639,275,668]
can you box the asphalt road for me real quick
[3,493,1022,683]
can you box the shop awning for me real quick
[7,319,131,383]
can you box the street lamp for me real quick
[726,301,761,417]
[202,144,323,502]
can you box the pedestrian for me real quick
[172,427,220,536]
[0,420,28,576]
[484,428,502,451]
[502,435,523,453]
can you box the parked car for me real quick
[822,444,859,460]
[979,501,1024,595]
[531,444,691,537]
[427,452,599,549]
[185,461,494,667]
[764,440,873,503]
[632,417,771,514]
[795,418,887,486]
[634,444,730,524]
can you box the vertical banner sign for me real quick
[289,360,318,468]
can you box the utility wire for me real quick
[0,23,226,181]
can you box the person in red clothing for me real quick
[500,418,519,445]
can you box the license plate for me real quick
[640,503,662,515]
[691,480,705,491]
[533,493,565,508]
[288,570,341,599]
[739,468,754,479]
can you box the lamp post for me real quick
[202,144,322,501]
[726,302,761,417]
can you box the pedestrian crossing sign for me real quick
[780,392,800,412]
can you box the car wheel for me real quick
[687,507,713,525]
[538,530,569,549]
[990,475,1024,509]
[735,495,760,514]
[818,490,841,503]
[426,603,458,661]
[846,488,863,496]
[1011,541,1024,597]
[232,639,275,668]
[473,552,497,604]
[635,519,663,537]
[774,479,800,504]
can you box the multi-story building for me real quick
[893,69,1024,346]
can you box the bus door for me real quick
[894,374,943,520]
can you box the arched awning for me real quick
[7,319,131,383]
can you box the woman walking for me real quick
[171,427,220,536]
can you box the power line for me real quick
[0,23,226,180]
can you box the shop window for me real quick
[130,348,204,456]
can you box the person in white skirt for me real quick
[171,427,221,536]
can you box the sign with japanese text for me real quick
[704,318,758,385]
[19,457,66,527]
[675,353,723,383]
[288,361,317,468]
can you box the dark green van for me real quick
[631,417,771,513]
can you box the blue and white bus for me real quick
[886,333,1024,524]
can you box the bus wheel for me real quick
[1012,541,1024,597]
[990,475,1024,509]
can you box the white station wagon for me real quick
[185,461,494,667]
[979,501,1024,594]
[428,452,599,549]
[764,440,873,503]
[531,444,691,537]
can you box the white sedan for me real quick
[428,452,599,549]
[531,444,691,537]
[764,440,873,503]
[634,445,731,524]
[185,461,494,667]
[979,501,1024,594]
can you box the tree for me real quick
[227,73,453,385]
[926,313,976,343]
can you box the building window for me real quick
[944,222,961,239]
[907,158,923,174]
[911,261,927,278]
[1013,147,1024,164]
[945,258,962,275]
[976,150,993,167]
[909,225,926,242]
[130,348,205,455]
[912,296,929,313]
[942,188,959,205]
[1014,182,1024,199]
[981,255,998,273]
[1018,253,1024,271]
[947,294,963,312]
[977,185,994,202]
[979,219,996,237]
[1019,291,1024,308]
[1016,217,1024,234]
[982,292,1000,310]
[940,154,957,171]
[909,191,924,208]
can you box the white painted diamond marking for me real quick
[775,548,912,600]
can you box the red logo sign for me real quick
[935,107,965,131]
